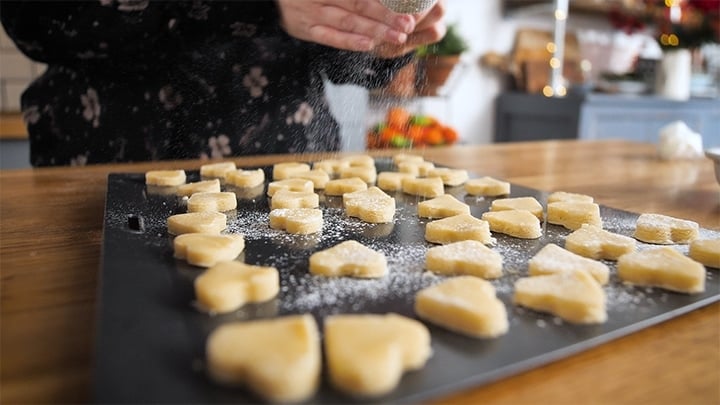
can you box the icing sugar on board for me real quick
[95,158,720,404]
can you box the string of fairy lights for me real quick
[543,0,684,98]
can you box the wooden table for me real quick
[1,140,718,404]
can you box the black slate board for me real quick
[95,159,720,404]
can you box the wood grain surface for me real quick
[1,140,718,404]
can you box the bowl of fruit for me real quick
[366,107,458,149]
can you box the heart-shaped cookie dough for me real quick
[173,233,245,267]
[194,261,279,313]
[565,224,636,260]
[425,240,503,279]
[490,196,544,220]
[481,209,542,239]
[167,212,227,235]
[324,313,431,397]
[269,208,323,235]
[176,179,221,197]
[273,162,311,180]
[200,161,237,178]
[309,240,387,278]
[343,186,395,223]
[426,167,469,186]
[415,276,508,338]
[417,194,470,219]
[547,201,602,230]
[425,213,493,245]
[225,168,265,188]
[529,243,609,285]
[288,169,331,189]
[377,171,416,192]
[267,178,314,197]
[401,177,444,198]
[145,169,186,186]
[513,269,607,324]
[206,314,320,403]
[633,213,699,244]
[324,177,368,196]
[270,189,319,210]
[187,191,237,213]
[617,246,705,294]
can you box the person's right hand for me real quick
[276,0,416,52]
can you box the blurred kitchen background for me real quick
[2,0,719,168]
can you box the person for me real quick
[0,0,446,166]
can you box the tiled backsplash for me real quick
[0,26,46,112]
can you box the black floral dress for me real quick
[1,0,412,166]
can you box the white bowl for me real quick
[706,148,720,185]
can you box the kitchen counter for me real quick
[1,139,718,404]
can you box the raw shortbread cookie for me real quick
[269,208,323,235]
[195,261,280,313]
[342,154,376,168]
[528,243,609,285]
[145,170,186,186]
[402,177,445,198]
[490,196,544,220]
[415,276,508,338]
[397,160,435,177]
[167,212,227,235]
[205,314,320,403]
[177,179,221,197]
[393,153,425,165]
[546,201,602,230]
[309,240,387,278]
[324,177,368,196]
[688,239,720,268]
[270,189,319,210]
[633,213,699,244]
[288,169,331,189]
[425,240,503,279]
[267,178,314,197]
[547,191,594,204]
[343,186,396,223]
[339,165,377,184]
[324,313,431,398]
[200,162,237,178]
[426,167,469,186]
[617,247,705,293]
[313,158,350,176]
[418,194,470,219]
[273,162,311,180]
[513,269,607,324]
[481,210,542,239]
[425,213,494,245]
[377,171,416,192]
[173,233,245,267]
[225,168,265,188]
[187,191,237,213]
[565,224,637,260]
[464,177,510,197]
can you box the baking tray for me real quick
[95,158,720,404]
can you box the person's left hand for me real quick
[372,0,447,58]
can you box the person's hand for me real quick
[373,0,447,59]
[276,0,417,52]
